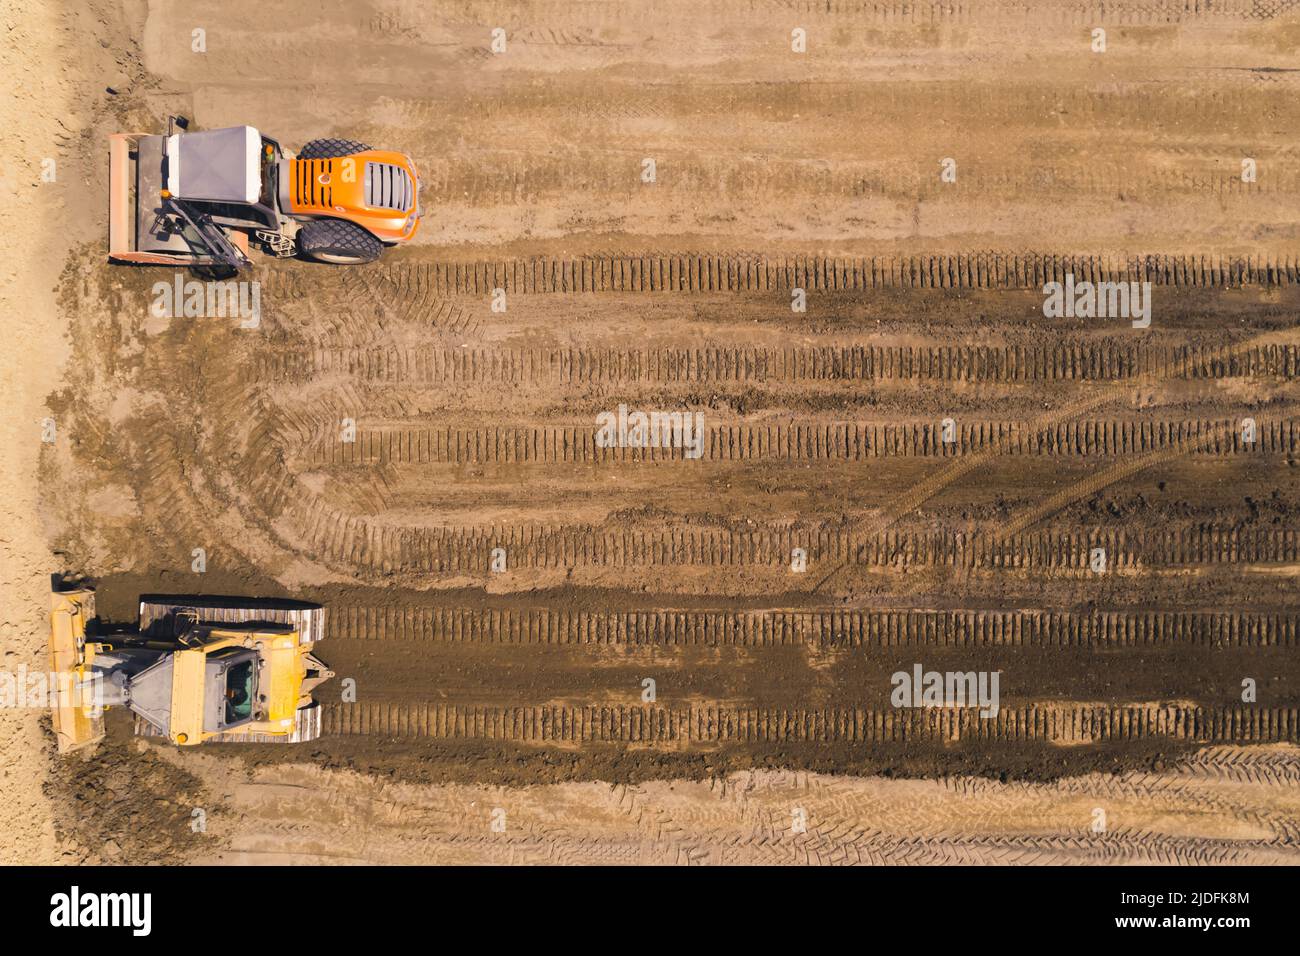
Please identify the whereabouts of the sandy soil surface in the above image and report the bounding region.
[6,0,1300,864]
[181,745,1300,865]
[0,0,148,864]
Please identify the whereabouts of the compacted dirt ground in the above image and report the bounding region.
[6,0,1300,863]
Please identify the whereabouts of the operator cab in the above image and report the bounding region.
[162,124,282,231]
[204,647,260,733]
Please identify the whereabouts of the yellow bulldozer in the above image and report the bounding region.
[49,586,333,753]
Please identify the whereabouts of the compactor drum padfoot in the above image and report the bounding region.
[48,587,333,754]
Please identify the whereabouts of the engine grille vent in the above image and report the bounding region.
[365,161,413,212]
[295,159,334,208]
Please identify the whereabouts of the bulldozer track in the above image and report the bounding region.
[151,369,1300,585]
[266,511,1300,574]
[256,342,1300,386]
[262,251,1299,298]
[321,702,1300,745]
[299,417,1300,466]
[326,606,1300,648]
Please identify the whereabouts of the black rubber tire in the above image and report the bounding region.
[297,138,373,159]
[298,219,383,265]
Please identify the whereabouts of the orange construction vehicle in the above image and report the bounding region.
[109,116,420,272]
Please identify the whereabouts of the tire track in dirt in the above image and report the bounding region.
[1000,410,1298,536]
[750,0,1298,24]
[391,152,1300,207]
[191,758,1300,867]
[940,750,1300,843]
[813,327,1300,589]
[1174,746,1300,786]
[360,0,1300,31]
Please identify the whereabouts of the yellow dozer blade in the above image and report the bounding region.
[49,589,105,754]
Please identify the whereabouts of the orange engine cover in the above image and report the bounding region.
[287,149,420,243]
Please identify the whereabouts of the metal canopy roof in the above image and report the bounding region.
[168,125,261,203]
